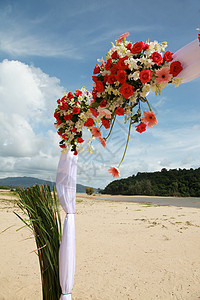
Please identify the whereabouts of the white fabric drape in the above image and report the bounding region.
[56,151,78,300]
[173,39,200,83]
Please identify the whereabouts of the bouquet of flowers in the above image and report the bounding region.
[54,87,102,155]
[91,32,183,177]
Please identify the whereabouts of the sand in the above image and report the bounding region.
[0,192,200,300]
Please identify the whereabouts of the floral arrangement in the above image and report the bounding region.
[91,32,183,177]
[54,87,105,155]
[54,33,185,178]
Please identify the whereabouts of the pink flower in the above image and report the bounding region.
[99,137,106,147]
[156,67,172,84]
[98,107,112,119]
[91,127,101,138]
[108,166,120,178]
[141,110,157,127]
[117,32,130,44]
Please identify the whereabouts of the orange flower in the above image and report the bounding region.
[91,126,101,138]
[99,137,106,147]
[141,110,157,127]
[156,67,172,84]
[108,166,120,178]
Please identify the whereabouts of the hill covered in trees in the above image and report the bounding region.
[101,168,200,197]
[0,177,92,193]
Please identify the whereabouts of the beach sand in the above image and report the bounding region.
[0,192,200,299]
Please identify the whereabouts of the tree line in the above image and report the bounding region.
[101,168,200,197]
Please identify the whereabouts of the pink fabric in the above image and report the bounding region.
[173,39,200,83]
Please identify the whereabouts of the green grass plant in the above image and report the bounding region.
[15,184,62,300]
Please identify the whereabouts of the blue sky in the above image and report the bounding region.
[0,0,200,189]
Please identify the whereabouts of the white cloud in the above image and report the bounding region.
[0,59,63,180]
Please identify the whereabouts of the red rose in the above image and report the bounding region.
[60,144,66,149]
[104,74,109,83]
[131,41,144,54]
[164,51,173,62]
[64,114,73,121]
[67,92,74,100]
[90,107,99,117]
[84,118,94,127]
[62,103,69,111]
[102,119,110,129]
[56,118,62,125]
[93,65,100,74]
[57,99,61,104]
[170,61,183,77]
[126,43,132,51]
[75,90,82,96]
[110,64,118,74]
[115,106,126,115]
[119,83,134,99]
[139,69,152,83]
[92,89,97,100]
[100,99,107,107]
[107,74,117,85]
[117,56,128,70]
[151,52,163,65]
[96,80,104,93]
[54,110,59,119]
[105,58,112,70]
[72,107,80,114]
[72,127,77,133]
[77,137,84,143]
[111,51,119,60]
[92,76,98,83]
[136,122,147,133]
[74,150,78,155]
[116,70,127,84]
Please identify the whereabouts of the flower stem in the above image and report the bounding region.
[145,97,152,111]
[117,118,132,168]
[105,114,116,140]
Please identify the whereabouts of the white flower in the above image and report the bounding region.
[140,57,154,68]
[128,71,140,81]
[172,77,182,87]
